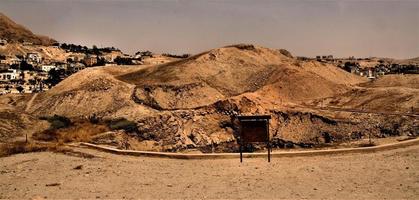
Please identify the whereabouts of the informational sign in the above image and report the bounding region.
[240,120,269,143]
[237,115,271,162]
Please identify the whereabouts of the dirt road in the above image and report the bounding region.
[1,145,418,199]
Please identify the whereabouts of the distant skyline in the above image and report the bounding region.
[1,0,418,59]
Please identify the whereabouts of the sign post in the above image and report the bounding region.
[237,115,271,162]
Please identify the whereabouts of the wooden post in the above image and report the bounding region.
[267,119,270,162]
[240,143,243,163]
[240,126,243,163]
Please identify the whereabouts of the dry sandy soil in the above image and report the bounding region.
[1,144,418,199]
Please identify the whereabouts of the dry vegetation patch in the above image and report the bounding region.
[0,141,95,158]
[33,118,110,143]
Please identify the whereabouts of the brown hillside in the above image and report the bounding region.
[15,44,417,152]
[0,12,56,45]
[28,65,154,118]
[309,74,419,113]
[361,74,419,89]
[120,44,365,110]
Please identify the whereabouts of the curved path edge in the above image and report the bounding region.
[80,138,419,159]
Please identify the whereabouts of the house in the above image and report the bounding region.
[0,69,19,81]
[23,41,33,46]
[325,55,333,61]
[6,57,21,65]
[102,54,116,63]
[41,65,56,72]
[360,68,376,79]
[350,65,360,75]
[67,55,84,62]
[26,53,42,64]
[83,55,98,67]
[68,62,86,72]
[104,62,117,66]
[367,68,376,79]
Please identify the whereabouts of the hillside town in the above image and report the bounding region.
[0,39,186,94]
[298,55,419,79]
[2,37,418,95]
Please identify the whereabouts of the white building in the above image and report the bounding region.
[0,69,19,81]
[26,53,42,64]
[6,58,21,65]
[41,65,56,72]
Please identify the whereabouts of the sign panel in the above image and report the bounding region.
[240,120,268,143]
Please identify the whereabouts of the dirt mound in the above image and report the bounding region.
[120,44,365,110]
[27,66,154,118]
[0,94,49,142]
[0,12,56,45]
[311,87,418,114]
[361,74,419,89]
[308,75,419,114]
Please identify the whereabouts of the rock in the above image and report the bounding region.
[45,183,60,187]
[73,165,83,170]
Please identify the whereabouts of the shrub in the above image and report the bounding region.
[279,49,293,58]
[108,118,138,133]
[32,129,59,141]
[88,114,101,124]
[58,123,109,143]
[33,121,109,143]
[40,115,72,130]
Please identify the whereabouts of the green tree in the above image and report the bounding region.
[46,69,64,86]
[16,85,24,93]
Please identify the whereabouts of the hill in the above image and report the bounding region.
[0,12,56,45]
[120,44,364,110]
[4,44,417,152]
[398,57,419,65]
[0,43,68,61]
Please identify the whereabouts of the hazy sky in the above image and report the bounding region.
[1,0,418,58]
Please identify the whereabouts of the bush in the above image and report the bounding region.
[32,129,59,141]
[40,115,72,130]
[108,118,138,133]
[88,114,101,124]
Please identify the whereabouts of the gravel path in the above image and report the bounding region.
[1,145,418,199]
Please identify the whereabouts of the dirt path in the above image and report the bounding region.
[1,145,418,199]
[25,93,38,112]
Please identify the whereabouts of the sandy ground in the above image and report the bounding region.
[1,145,418,199]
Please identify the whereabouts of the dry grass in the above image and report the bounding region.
[33,121,109,143]
[0,141,62,157]
[0,141,96,158]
